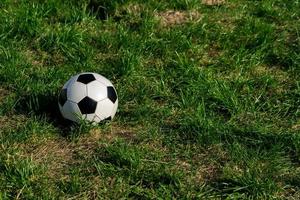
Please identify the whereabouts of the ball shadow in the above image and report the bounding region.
[87,0,132,21]
[87,0,111,20]
[15,91,75,137]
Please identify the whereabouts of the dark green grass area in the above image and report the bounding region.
[0,0,299,199]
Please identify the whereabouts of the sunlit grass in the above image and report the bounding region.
[0,0,299,198]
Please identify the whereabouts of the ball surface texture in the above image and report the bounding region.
[58,73,118,123]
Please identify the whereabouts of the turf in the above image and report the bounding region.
[0,0,299,199]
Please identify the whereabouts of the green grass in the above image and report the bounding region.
[0,0,299,199]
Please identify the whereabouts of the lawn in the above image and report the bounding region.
[0,0,299,199]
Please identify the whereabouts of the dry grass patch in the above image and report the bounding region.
[20,133,99,179]
[192,144,228,183]
[202,0,226,6]
[24,137,74,179]
[292,122,300,131]
[95,52,119,62]
[23,49,66,67]
[0,87,9,102]
[0,115,27,131]
[22,125,137,179]
[194,163,220,183]
[251,65,289,80]
[23,49,44,67]
[142,139,168,155]
[119,3,144,16]
[156,10,201,27]
[94,125,137,143]
[251,65,292,94]
[0,88,8,99]
[198,44,224,66]
[158,144,228,185]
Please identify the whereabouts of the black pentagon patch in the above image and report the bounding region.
[78,97,97,114]
[107,86,117,103]
[77,74,96,84]
[58,88,67,106]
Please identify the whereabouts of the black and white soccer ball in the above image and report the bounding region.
[58,72,118,123]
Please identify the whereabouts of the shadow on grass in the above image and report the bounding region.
[87,0,131,20]
[87,0,123,20]
[14,91,112,138]
[14,91,75,137]
[87,0,109,20]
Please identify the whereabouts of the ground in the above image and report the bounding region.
[0,0,299,199]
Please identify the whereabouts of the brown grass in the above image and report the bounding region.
[158,144,228,185]
[192,144,228,183]
[202,0,226,6]
[22,125,137,179]
[251,65,292,95]
[23,49,66,67]
[120,3,144,16]
[199,44,223,66]
[0,115,27,131]
[92,125,137,143]
[156,10,201,27]
[29,138,73,178]
[0,87,9,103]
[251,65,289,80]
[292,122,300,131]
[23,49,44,67]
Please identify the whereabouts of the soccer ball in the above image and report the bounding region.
[58,72,118,123]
